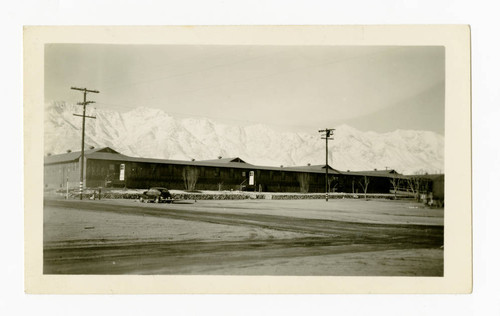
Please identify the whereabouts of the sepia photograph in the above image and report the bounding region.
[43,44,445,276]
[24,26,471,293]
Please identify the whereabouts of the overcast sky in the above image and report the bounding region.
[45,44,444,134]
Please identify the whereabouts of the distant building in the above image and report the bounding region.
[44,147,442,195]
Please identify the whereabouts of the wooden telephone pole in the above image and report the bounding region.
[319,128,335,201]
[71,87,99,200]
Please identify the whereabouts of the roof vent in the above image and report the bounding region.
[66,149,72,153]
[218,156,222,159]
[47,153,52,156]
[90,146,95,149]
[307,163,311,166]
[191,158,195,162]
[280,165,284,168]
[374,168,377,171]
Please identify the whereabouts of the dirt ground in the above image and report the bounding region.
[43,198,443,276]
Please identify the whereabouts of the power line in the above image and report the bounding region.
[71,86,99,200]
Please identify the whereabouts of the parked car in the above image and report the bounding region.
[139,187,172,203]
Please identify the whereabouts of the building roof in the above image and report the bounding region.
[44,147,419,177]
[408,173,444,180]
[353,169,398,174]
[44,147,125,165]
[198,157,250,164]
[341,169,404,178]
[99,155,259,170]
[44,148,262,170]
[282,164,341,174]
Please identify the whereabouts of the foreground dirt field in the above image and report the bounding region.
[43,198,443,276]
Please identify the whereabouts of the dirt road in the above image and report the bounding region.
[43,198,443,275]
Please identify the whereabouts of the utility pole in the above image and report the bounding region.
[319,128,335,202]
[71,87,99,200]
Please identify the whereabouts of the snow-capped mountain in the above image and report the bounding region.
[44,101,444,174]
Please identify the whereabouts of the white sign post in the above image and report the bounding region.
[119,164,125,181]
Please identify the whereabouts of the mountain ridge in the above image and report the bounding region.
[44,101,444,174]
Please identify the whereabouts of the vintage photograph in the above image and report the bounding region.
[42,43,445,276]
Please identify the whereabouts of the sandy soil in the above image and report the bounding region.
[155,199,444,226]
[150,248,443,276]
[43,198,443,276]
[44,207,316,247]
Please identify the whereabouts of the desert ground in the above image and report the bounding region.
[43,198,443,276]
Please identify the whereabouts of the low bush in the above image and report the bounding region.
[56,189,396,201]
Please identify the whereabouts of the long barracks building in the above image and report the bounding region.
[43,147,440,196]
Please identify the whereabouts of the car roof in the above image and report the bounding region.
[149,187,168,190]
